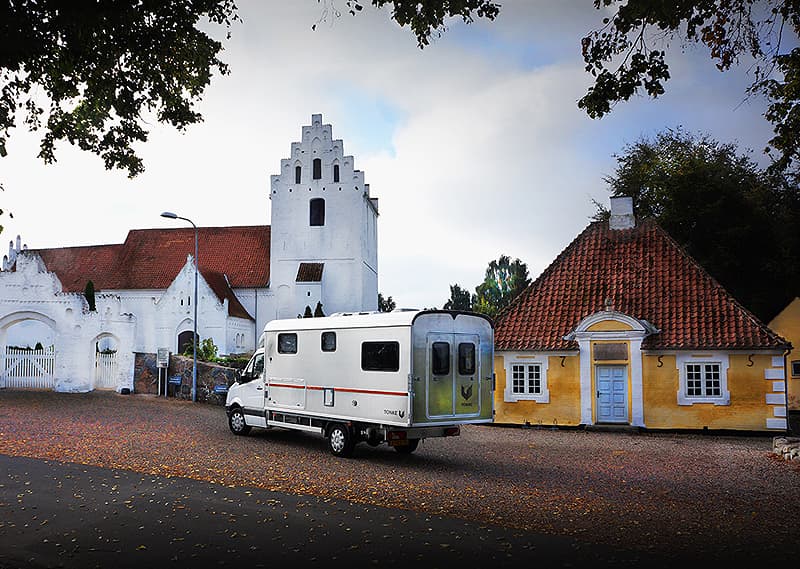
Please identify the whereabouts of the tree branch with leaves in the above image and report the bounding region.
[0,0,239,178]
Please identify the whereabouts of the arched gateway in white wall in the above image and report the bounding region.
[0,114,380,393]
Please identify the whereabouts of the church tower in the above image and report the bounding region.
[269,114,379,319]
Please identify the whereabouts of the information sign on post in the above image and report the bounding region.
[157,348,170,368]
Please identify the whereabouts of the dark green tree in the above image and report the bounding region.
[579,1,800,176]
[314,301,325,317]
[1,1,239,178]
[34,341,43,351]
[472,255,530,319]
[594,128,800,322]
[378,292,396,312]
[84,280,96,312]
[443,283,474,311]
[303,305,314,318]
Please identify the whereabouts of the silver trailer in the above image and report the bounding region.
[225,309,494,457]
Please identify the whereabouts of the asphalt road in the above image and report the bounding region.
[1,390,798,568]
[0,454,674,569]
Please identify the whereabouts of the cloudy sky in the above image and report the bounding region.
[1,0,780,310]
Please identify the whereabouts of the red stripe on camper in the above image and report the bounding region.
[270,383,407,397]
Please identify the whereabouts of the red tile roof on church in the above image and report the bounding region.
[32,226,270,319]
[494,219,789,351]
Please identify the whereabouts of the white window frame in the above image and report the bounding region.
[676,352,730,406]
[503,353,549,403]
[791,360,800,378]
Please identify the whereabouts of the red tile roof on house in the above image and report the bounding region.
[32,226,270,320]
[495,219,789,351]
[296,262,324,282]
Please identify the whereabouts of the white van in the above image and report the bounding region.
[225,309,494,457]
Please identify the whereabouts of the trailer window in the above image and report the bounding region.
[458,343,475,375]
[278,333,298,354]
[361,342,399,372]
[432,342,450,375]
[321,331,336,352]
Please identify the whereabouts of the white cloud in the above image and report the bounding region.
[0,0,782,310]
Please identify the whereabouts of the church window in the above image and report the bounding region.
[178,331,195,354]
[295,165,301,184]
[310,198,325,226]
[333,164,340,182]
[313,158,322,180]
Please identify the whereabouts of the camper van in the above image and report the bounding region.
[225,309,494,457]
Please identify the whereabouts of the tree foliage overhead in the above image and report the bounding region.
[316,0,500,48]
[0,0,239,178]
[579,0,800,175]
[594,127,800,322]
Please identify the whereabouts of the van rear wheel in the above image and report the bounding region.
[328,424,354,457]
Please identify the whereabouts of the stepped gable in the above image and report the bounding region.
[494,219,789,351]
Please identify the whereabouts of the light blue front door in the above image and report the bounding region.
[596,365,628,423]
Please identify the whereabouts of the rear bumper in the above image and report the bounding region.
[385,424,461,443]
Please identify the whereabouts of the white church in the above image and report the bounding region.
[0,114,379,392]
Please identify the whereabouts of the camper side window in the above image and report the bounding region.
[432,342,450,375]
[361,341,399,372]
[321,331,336,352]
[458,343,476,375]
[278,333,298,354]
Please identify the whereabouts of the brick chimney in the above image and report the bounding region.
[609,196,635,230]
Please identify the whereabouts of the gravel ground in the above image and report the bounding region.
[1,389,798,564]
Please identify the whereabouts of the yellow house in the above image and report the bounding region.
[493,197,792,433]
[768,297,800,412]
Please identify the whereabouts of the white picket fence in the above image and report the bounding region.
[95,351,118,389]
[1,347,55,389]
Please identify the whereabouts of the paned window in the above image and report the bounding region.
[295,165,301,184]
[313,158,322,180]
[685,363,721,397]
[333,164,340,182]
[511,363,541,395]
[792,360,800,377]
[676,354,730,406]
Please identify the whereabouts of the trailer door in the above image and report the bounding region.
[426,333,480,418]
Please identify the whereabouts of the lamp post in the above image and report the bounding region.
[161,211,198,403]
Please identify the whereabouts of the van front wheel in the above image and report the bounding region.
[328,424,354,458]
[228,408,251,436]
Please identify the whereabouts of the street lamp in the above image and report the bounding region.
[161,211,198,403]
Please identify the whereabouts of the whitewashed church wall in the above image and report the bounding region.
[0,253,136,393]
[230,288,275,346]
